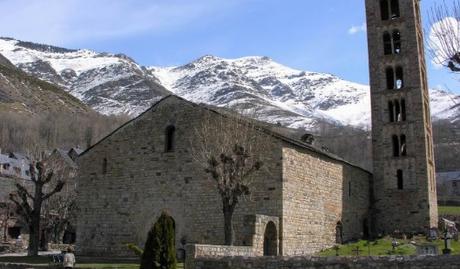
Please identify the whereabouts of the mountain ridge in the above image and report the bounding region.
[0,37,458,130]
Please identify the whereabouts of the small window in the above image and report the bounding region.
[401,99,406,121]
[388,101,395,122]
[102,158,107,175]
[348,181,352,197]
[390,0,400,19]
[397,169,404,190]
[392,30,401,54]
[383,32,392,55]
[386,67,395,90]
[395,67,404,89]
[165,125,176,152]
[392,135,400,157]
[400,135,407,156]
[394,100,401,121]
[380,0,390,20]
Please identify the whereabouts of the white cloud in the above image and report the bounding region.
[348,23,366,35]
[428,17,460,69]
[0,0,241,46]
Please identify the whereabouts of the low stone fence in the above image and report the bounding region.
[189,255,460,269]
[186,244,255,268]
[0,263,49,269]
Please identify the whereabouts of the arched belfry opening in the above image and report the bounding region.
[263,221,278,256]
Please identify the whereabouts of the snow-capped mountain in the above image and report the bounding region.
[150,55,371,129]
[0,37,458,130]
[0,37,169,115]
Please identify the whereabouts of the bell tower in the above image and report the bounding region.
[365,0,438,234]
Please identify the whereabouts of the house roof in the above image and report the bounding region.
[80,95,372,174]
[51,149,78,169]
[0,153,31,180]
[437,171,460,183]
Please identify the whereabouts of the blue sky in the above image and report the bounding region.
[0,0,458,93]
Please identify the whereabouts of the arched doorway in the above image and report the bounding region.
[263,221,277,256]
[336,221,343,244]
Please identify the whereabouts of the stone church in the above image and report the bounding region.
[76,0,437,257]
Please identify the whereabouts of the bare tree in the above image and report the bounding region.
[42,185,77,245]
[9,160,66,256]
[0,202,14,242]
[427,0,460,72]
[191,110,268,245]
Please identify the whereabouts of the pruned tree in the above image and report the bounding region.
[0,202,14,242]
[191,110,268,245]
[427,0,460,72]
[9,160,66,256]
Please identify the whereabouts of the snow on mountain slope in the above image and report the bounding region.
[0,37,170,115]
[150,55,371,128]
[0,37,458,130]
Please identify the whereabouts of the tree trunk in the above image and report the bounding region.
[222,199,236,246]
[28,185,43,256]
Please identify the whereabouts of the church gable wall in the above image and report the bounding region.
[76,97,284,256]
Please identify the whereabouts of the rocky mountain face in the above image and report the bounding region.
[0,38,170,116]
[0,52,91,115]
[0,37,458,130]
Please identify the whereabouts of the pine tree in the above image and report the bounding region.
[140,212,177,269]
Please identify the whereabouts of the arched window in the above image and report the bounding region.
[397,169,404,189]
[392,135,400,157]
[380,0,390,20]
[395,67,404,89]
[388,101,395,122]
[102,158,107,174]
[386,67,395,89]
[394,100,401,122]
[390,0,400,19]
[383,32,392,55]
[400,135,407,156]
[165,125,176,152]
[401,99,406,121]
[381,0,400,20]
[383,31,401,55]
[392,30,401,54]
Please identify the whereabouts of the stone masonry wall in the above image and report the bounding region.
[281,146,371,255]
[189,255,460,269]
[365,0,438,234]
[76,96,284,256]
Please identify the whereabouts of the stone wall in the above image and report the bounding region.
[76,95,374,257]
[281,145,371,255]
[0,176,31,202]
[76,96,284,256]
[189,255,460,269]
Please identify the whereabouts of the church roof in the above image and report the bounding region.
[80,95,371,174]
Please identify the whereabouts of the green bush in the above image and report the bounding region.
[140,212,177,269]
[126,243,143,257]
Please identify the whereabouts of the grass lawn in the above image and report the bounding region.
[0,255,184,269]
[439,206,460,216]
[318,236,460,257]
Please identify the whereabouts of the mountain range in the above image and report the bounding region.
[0,37,458,130]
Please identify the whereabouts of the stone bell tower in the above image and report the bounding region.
[365,0,438,234]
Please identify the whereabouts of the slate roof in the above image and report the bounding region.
[0,153,31,180]
[80,95,372,174]
[437,171,460,183]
